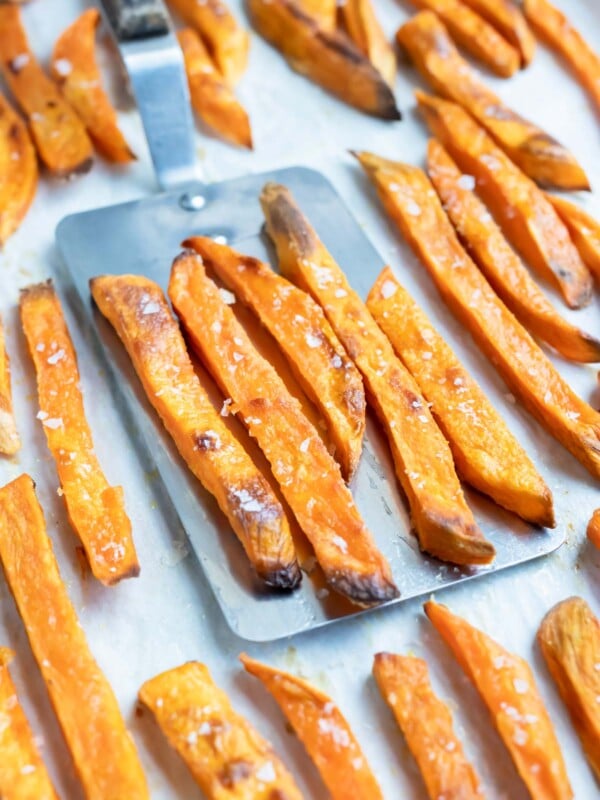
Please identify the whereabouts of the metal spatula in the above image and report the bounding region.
[55,0,564,641]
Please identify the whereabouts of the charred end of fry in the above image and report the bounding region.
[260,182,319,256]
[324,564,399,606]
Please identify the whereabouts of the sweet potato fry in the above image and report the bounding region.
[524,0,600,112]
[587,508,600,549]
[355,151,600,480]
[398,14,588,192]
[425,600,573,800]
[139,661,303,800]
[340,0,396,87]
[367,268,554,526]
[184,236,365,482]
[538,597,600,781]
[0,647,58,800]
[51,9,134,163]
[545,194,600,282]
[0,316,20,456]
[261,183,494,566]
[169,249,397,604]
[416,92,593,309]
[0,7,93,176]
[240,654,382,800]
[459,0,535,66]
[20,281,139,586]
[297,0,336,29]
[167,0,249,84]
[0,474,149,799]
[427,139,600,363]
[90,274,300,590]
[373,652,482,800]
[0,91,37,244]
[248,0,400,119]
[178,28,252,149]
[407,0,520,77]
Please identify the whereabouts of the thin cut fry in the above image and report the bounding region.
[170,249,397,604]
[178,28,252,149]
[0,315,20,455]
[184,236,365,482]
[0,647,58,800]
[398,13,588,191]
[373,652,482,800]
[545,193,600,282]
[248,0,400,119]
[0,7,93,176]
[297,0,336,29]
[416,92,593,309]
[261,183,494,566]
[355,151,600,480]
[458,0,535,66]
[524,0,600,112]
[367,267,554,526]
[240,653,382,800]
[407,0,520,77]
[90,274,300,590]
[340,0,396,87]
[587,508,600,549]
[20,281,139,586]
[0,474,149,799]
[167,0,249,84]
[139,661,303,800]
[538,597,600,781]
[0,91,37,244]
[425,600,573,800]
[51,9,134,163]
[427,139,600,363]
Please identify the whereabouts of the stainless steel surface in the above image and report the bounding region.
[56,165,565,641]
[100,0,198,190]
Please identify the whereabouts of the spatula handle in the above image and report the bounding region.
[102,0,170,40]
[99,0,200,190]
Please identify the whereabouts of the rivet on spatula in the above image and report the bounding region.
[179,193,206,211]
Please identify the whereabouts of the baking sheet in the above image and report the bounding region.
[0,0,599,796]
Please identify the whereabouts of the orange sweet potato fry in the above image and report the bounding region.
[524,0,600,112]
[297,0,336,29]
[0,91,37,244]
[459,0,535,66]
[0,647,58,800]
[20,281,139,586]
[416,92,593,309]
[139,661,303,800]
[587,508,600,549]
[398,13,588,192]
[178,28,252,149]
[167,0,249,84]
[427,139,600,363]
[261,182,494,566]
[545,194,600,283]
[407,0,520,77]
[248,0,400,119]
[184,236,365,482]
[425,600,573,800]
[51,9,134,163]
[0,474,149,799]
[538,597,600,781]
[90,274,300,590]
[355,151,600,480]
[0,315,20,456]
[240,654,382,800]
[373,652,482,800]
[0,7,93,176]
[340,0,396,87]
[367,267,554,526]
[170,249,397,604]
